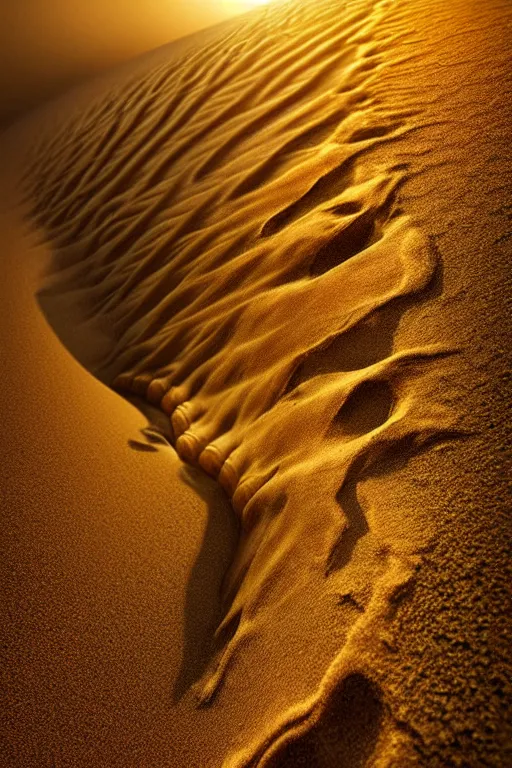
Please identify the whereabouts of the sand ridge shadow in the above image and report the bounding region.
[172,463,239,703]
[122,397,239,702]
[265,673,384,768]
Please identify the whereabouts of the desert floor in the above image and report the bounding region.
[1,0,511,766]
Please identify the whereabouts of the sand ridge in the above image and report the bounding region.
[2,0,510,764]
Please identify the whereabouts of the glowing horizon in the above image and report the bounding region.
[222,0,270,13]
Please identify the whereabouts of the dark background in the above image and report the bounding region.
[0,1,250,128]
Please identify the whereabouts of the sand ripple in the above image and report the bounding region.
[17,0,467,763]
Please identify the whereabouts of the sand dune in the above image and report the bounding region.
[0,1,251,129]
[1,0,511,765]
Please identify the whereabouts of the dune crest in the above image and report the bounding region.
[10,0,483,764]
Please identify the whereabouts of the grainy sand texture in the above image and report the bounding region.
[1,0,511,766]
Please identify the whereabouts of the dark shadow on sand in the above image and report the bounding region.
[267,673,384,768]
[172,463,239,702]
[123,396,239,702]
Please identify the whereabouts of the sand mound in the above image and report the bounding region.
[2,0,511,765]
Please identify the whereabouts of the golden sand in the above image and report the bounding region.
[1,0,510,765]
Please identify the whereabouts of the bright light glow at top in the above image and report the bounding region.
[222,0,270,12]
[242,0,269,7]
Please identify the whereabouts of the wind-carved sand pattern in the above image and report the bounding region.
[21,0,463,764]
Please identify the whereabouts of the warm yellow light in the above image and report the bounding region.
[222,0,270,13]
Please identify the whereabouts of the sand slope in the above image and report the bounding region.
[1,0,511,765]
[0,202,240,767]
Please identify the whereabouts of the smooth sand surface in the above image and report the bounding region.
[1,0,511,765]
[0,202,240,767]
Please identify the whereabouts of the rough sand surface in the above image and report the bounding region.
[1,0,511,765]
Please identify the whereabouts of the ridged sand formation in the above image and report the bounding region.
[2,0,510,766]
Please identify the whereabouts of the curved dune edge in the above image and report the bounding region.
[0,196,243,768]
[4,0,510,765]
